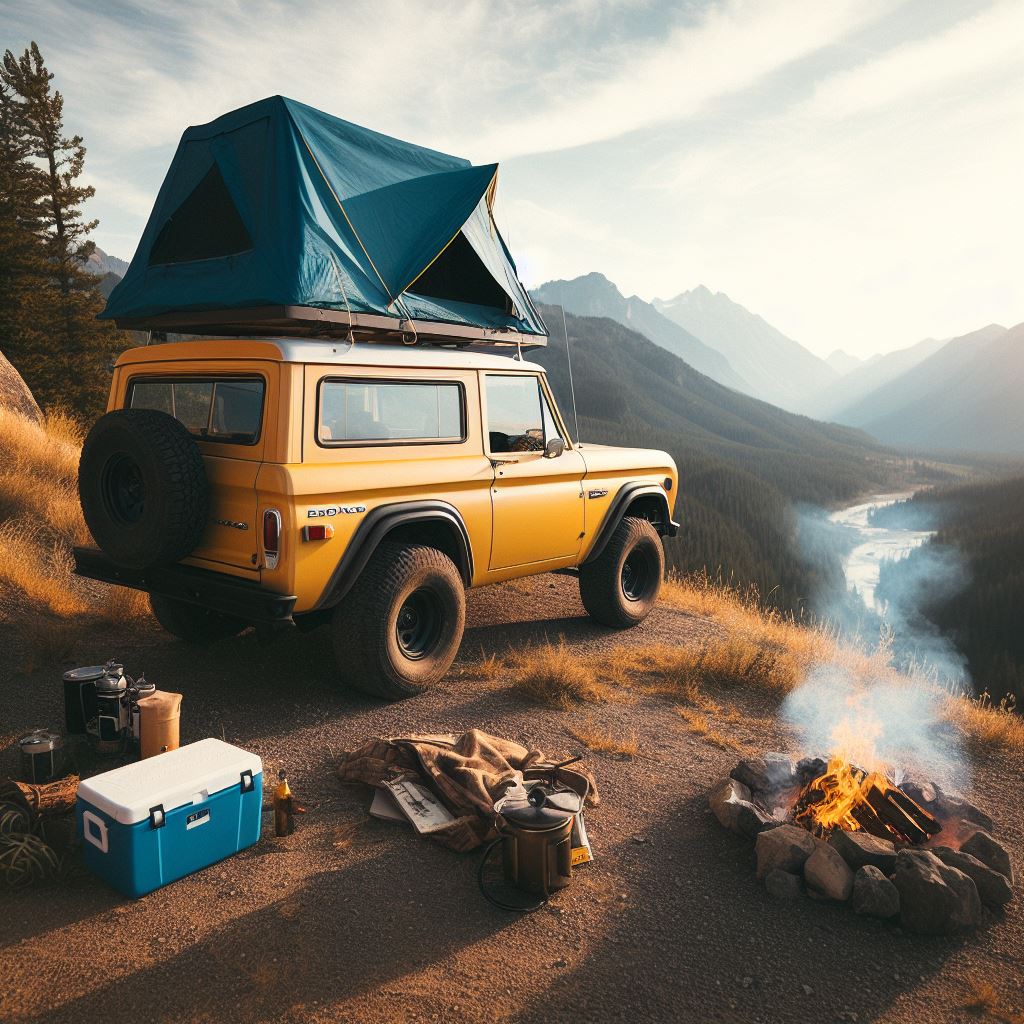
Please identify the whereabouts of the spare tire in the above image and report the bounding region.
[78,408,209,570]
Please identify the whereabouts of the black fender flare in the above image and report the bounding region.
[583,483,678,565]
[313,500,474,609]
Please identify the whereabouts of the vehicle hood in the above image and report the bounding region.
[576,442,676,476]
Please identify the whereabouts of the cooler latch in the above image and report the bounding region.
[240,769,255,793]
[149,804,166,829]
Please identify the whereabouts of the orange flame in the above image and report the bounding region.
[795,756,895,833]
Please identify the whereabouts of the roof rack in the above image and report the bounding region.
[118,306,546,347]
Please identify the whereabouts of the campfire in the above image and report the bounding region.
[792,756,942,845]
[708,750,1014,936]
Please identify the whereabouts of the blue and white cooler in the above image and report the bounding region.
[76,738,263,898]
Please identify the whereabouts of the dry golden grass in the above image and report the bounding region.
[567,721,639,758]
[507,640,615,708]
[944,697,1024,753]
[663,571,1024,754]
[962,977,1024,1022]
[0,406,151,661]
[674,707,746,752]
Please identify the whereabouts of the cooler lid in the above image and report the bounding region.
[77,738,262,825]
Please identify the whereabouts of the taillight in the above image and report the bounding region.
[262,509,282,569]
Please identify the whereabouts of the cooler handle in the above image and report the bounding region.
[240,769,254,793]
[82,810,109,854]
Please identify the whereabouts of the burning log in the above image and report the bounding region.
[865,784,929,845]
[791,755,942,846]
[887,787,942,836]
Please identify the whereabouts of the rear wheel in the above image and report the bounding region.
[332,543,466,700]
[149,594,247,644]
[579,516,664,628]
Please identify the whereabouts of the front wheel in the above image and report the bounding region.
[149,594,247,644]
[579,516,664,628]
[332,543,466,700]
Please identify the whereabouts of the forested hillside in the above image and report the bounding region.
[876,476,1024,703]
[533,306,896,611]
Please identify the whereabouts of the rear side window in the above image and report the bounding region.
[318,379,464,445]
[128,377,264,445]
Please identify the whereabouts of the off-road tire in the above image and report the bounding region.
[332,543,466,700]
[79,409,209,570]
[149,594,247,644]
[579,515,664,628]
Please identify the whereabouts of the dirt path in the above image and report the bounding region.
[1,576,1021,1023]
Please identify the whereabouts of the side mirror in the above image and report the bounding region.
[544,437,566,459]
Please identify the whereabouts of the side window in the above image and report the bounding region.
[318,379,464,444]
[486,374,562,453]
[128,377,264,444]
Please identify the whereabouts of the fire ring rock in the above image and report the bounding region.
[804,843,854,901]
[755,824,817,880]
[708,777,773,837]
[731,754,795,794]
[764,868,803,900]
[829,830,898,873]
[960,830,1014,883]
[851,865,900,918]
[933,848,1013,907]
[893,850,982,935]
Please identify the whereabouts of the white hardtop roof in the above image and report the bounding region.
[267,339,545,372]
[76,738,262,825]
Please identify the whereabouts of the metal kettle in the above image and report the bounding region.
[500,786,575,896]
[479,778,584,911]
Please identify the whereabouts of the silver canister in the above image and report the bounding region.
[19,730,66,785]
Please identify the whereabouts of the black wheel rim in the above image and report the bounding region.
[395,588,444,660]
[621,550,654,602]
[101,453,146,525]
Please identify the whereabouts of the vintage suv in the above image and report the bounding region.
[75,338,678,699]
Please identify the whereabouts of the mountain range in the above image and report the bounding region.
[533,274,747,392]
[652,286,838,413]
[831,323,1023,454]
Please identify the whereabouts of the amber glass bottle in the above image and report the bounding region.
[273,769,294,837]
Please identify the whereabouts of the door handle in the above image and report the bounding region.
[489,458,519,468]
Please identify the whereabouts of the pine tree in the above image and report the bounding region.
[1,42,126,420]
[0,78,59,404]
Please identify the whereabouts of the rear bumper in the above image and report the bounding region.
[73,547,297,626]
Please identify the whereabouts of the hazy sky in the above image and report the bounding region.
[5,0,1021,358]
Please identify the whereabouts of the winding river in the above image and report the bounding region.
[829,494,935,614]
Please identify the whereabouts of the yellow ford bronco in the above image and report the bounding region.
[74,338,678,699]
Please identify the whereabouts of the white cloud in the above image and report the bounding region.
[465,0,893,158]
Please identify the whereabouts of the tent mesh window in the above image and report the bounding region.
[149,163,253,266]
[408,232,511,312]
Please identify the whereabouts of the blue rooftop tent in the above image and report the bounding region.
[101,96,547,345]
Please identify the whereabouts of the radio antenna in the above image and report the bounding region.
[558,304,581,444]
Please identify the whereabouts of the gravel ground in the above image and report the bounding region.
[1,575,1021,1024]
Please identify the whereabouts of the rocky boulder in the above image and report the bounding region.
[960,830,1014,883]
[893,850,982,935]
[708,777,773,837]
[804,843,854,901]
[730,753,795,794]
[935,795,995,834]
[830,830,897,873]
[0,349,41,422]
[755,824,817,880]
[851,865,900,918]
[933,848,1013,907]
[764,868,803,900]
